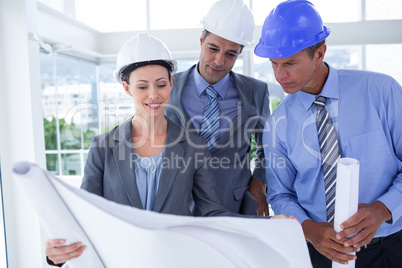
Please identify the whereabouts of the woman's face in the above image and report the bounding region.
[123,64,172,119]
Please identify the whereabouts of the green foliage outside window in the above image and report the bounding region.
[44,117,97,150]
[44,117,97,175]
[271,97,283,112]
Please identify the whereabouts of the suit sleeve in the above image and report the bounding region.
[251,82,270,184]
[80,136,104,196]
[46,256,64,267]
[192,147,233,217]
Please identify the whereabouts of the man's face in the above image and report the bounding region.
[198,32,242,85]
[269,48,324,95]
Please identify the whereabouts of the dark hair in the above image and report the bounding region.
[121,60,172,84]
[303,40,326,59]
[202,29,245,51]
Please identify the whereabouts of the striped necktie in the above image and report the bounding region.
[314,96,340,222]
[200,85,220,150]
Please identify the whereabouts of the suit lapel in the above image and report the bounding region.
[170,66,197,131]
[152,120,185,212]
[112,118,143,209]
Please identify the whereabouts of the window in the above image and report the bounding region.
[40,53,99,186]
[313,0,360,23]
[325,45,362,70]
[98,64,134,132]
[175,59,198,73]
[149,0,217,30]
[366,44,402,83]
[366,0,402,20]
[252,0,360,25]
[75,0,147,32]
[252,0,283,27]
[38,0,402,31]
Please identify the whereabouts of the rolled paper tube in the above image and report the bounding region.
[332,158,360,268]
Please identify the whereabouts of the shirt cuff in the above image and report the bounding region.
[46,256,65,267]
[377,188,402,225]
[251,177,267,186]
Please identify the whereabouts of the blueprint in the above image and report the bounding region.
[12,161,312,268]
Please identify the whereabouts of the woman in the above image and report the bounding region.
[46,33,291,266]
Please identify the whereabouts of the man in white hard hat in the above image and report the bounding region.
[166,0,270,216]
[255,1,402,267]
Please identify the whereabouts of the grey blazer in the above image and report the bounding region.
[81,117,230,217]
[165,65,270,215]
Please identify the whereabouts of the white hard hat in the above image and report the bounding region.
[201,0,255,46]
[113,33,178,83]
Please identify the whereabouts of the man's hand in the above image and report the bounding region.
[336,201,392,248]
[249,179,269,216]
[302,220,358,265]
[46,239,86,265]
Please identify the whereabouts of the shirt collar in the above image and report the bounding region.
[192,63,230,99]
[296,63,340,111]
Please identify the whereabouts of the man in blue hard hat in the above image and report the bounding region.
[255,0,402,267]
[166,0,271,216]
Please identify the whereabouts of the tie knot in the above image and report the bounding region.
[314,96,327,109]
[206,86,218,100]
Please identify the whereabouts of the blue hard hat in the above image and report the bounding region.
[254,0,330,59]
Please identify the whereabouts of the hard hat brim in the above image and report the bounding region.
[254,27,330,59]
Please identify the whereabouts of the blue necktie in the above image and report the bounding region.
[314,96,340,222]
[200,86,220,150]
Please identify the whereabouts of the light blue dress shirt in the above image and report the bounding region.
[133,150,165,211]
[264,64,402,237]
[181,64,241,136]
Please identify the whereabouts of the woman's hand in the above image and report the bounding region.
[46,239,86,265]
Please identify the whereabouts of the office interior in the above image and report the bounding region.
[0,0,401,267]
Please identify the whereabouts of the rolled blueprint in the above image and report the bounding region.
[13,161,312,268]
[13,161,104,267]
[332,158,360,268]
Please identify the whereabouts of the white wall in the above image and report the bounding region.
[0,0,47,266]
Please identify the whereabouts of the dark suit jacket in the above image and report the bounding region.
[81,117,230,217]
[165,65,270,214]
